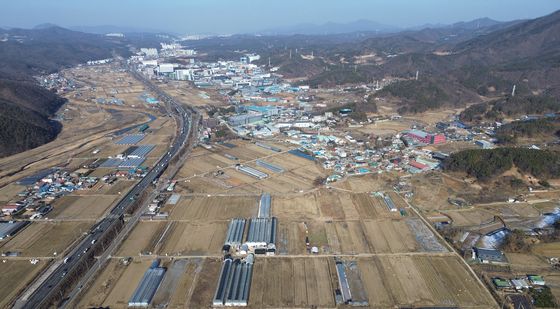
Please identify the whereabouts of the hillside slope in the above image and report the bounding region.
[0,26,131,157]
[0,79,65,157]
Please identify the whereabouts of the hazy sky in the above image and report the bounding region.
[2,0,560,34]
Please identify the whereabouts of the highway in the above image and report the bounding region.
[16,65,194,309]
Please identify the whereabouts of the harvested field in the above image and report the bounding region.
[214,142,273,162]
[332,173,396,193]
[265,153,310,170]
[405,218,447,252]
[78,258,203,308]
[151,259,188,306]
[189,258,222,308]
[76,260,128,308]
[49,195,117,220]
[249,257,336,308]
[491,203,541,218]
[167,259,203,308]
[1,221,90,257]
[532,201,560,213]
[100,259,154,308]
[101,180,135,195]
[318,190,405,220]
[0,183,24,203]
[325,219,434,254]
[355,119,414,136]
[273,193,320,220]
[411,172,479,211]
[117,221,166,256]
[169,195,258,220]
[272,190,407,221]
[533,242,560,257]
[506,253,550,273]
[442,208,495,227]
[276,221,308,255]
[223,169,260,187]
[361,219,419,253]
[241,164,326,194]
[140,133,173,146]
[177,151,231,178]
[158,221,227,256]
[342,260,369,306]
[177,177,235,194]
[0,260,45,308]
[359,255,496,308]
[317,190,360,220]
[82,143,128,159]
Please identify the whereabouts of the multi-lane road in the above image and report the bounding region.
[16,66,193,309]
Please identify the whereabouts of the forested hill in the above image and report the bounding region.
[0,25,131,157]
[0,79,65,157]
[444,148,560,180]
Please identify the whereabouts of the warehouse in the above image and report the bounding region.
[0,221,30,240]
[225,218,246,247]
[258,193,271,218]
[236,165,268,180]
[128,259,166,307]
[473,247,507,264]
[255,160,284,173]
[405,129,446,145]
[228,113,263,126]
[245,217,277,254]
[116,134,145,145]
[213,255,254,307]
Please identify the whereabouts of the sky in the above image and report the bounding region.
[2,0,560,34]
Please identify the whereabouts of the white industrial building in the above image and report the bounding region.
[157,63,175,74]
[140,48,159,58]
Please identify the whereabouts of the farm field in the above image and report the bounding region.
[248,257,337,308]
[358,255,496,308]
[0,221,90,257]
[273,190,407,221]
[0,260,46,308]
[157,221,228,256]
[0,183,24,204]
[78,259,152,308]
[49,195,118,220]
[175,141,323,195]
[116,221,166,256]
[168,195,258,220]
